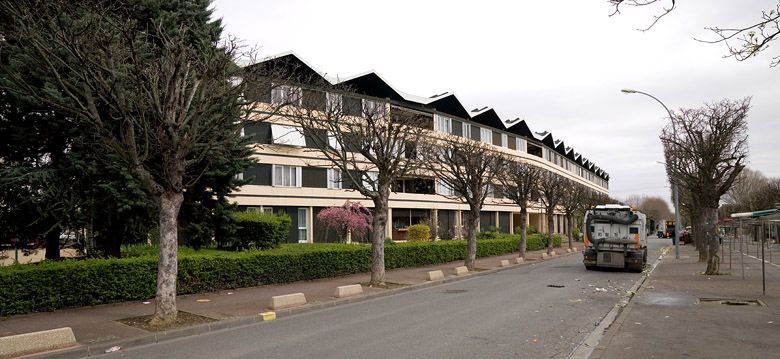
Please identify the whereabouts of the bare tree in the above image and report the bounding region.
[560,181,588,250]
[267,78,429,286]
[538,170,567,254]
[609,0,780,67]
[662,98,750,274]
[497,161,543,259]
[421,136,509,270]
[724,168,773,212]
[0,0,261,326]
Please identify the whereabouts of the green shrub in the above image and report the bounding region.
[526,225,538,235]
[384,237,395,246]
[2,238,534,316]
[229,211,291,250]
[477,226,498,240]
[407,224,431,242]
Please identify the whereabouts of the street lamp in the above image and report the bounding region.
[621,88,681,259]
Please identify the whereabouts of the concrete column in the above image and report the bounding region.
[509,212,515,234]
[495,211,500,231]
[307,206,314,243]
[386,207,393,240]
[431,209,439,241]
[455,210,462,239]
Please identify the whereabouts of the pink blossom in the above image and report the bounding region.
[317,201,373,239]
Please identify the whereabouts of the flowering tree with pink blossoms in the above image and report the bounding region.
[317,201,373,243]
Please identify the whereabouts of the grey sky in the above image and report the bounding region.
[212,0,780,203]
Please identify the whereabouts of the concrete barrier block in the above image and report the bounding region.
[259,311,276,321]
[514,257,525,264]
[334,284,363,298]
[500,259,510,267]
[0,327,77,358]
[426,270,444,281]
[573,246,578,252]
[550,250,557,256]
[541,253,548,259]
[567,248,572,253]
[454,266,469,276]
[269,292,307,310]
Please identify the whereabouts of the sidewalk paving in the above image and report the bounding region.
[592,243,780,359]
[0,244,581,356]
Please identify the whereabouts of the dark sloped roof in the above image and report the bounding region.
[470,108,505,131]
[507,119,533,138]
[340,72,406,102]
[554,140,567,156]
[427,94,471,120]
[245,53,331,88]
[537,132,555,148]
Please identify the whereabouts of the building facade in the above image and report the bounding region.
[231,53,610,244]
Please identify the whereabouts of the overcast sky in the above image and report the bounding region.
[212,0,780,204]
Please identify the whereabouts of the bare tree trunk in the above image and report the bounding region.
[44,224,61,260]
[465,209,480,270]
[546,210,555,254]
[703,207,720,275]
[691,209,708,262]
[369,198,387,286]
[566,214,574,249]
[150,190,183,327]
[519,207,528,259]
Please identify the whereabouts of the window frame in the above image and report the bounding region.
[272,165,302,187]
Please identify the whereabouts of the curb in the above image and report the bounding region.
[567,247,669,359]
[33,249,580,358]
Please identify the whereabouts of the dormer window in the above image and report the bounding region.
[271,84,302,106]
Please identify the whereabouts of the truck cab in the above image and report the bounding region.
[583,204,648,272]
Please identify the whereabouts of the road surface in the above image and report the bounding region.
[99,238,669,359]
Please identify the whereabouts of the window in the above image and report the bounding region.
[327,168,342,189]
[517,138,526,153]
[326,92,342,113]
[272,165,301,187]
[327,131,341,150]
[527,142,543,158]
[271,85,302,106]
[435,114,452,134]
[463,123,472,138]
[543,148,551,161]
[298,208,309,243]
[437,180,455,196]
[492,131,502,146]
[480,128,492,144]
[363,171,378,189]
[452,120,463,137]
[501,134,508,148]
[343,97,363,116]
[362,99,387,118]
[271,124,306,147]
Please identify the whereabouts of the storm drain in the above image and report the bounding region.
[441,289,469,294]
[698,298,765,306]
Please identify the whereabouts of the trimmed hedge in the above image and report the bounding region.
[229,211,291,250]
[0,236,563,316]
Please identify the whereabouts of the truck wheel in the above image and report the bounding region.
[585,265,596,271]
[643,248,648,265]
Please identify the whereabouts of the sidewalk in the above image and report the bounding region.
[0,245,580,357]
[592,243,780,359]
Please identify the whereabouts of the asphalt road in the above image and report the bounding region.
[100,238,669,359]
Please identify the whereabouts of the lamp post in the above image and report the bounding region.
[621,88,681,259]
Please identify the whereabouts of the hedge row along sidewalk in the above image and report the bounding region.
[0,235,561,316]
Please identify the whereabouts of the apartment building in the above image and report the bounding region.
[231,52,610,244]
